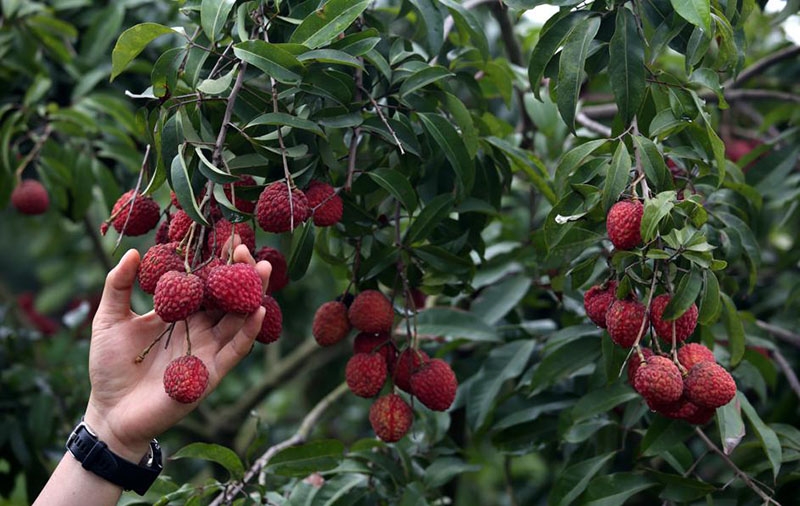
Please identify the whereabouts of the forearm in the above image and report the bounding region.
[33,452,123,506]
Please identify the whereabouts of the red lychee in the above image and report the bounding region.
[154,271,204,322]
[606,299,647,348]
[650,395,714,425]
[109,190,160,236]
[627,347,654,390]
[155,217,171,244]
[256,295,282,344]
[634,356,683,405]
[163,355,209,403]
[348,290,394,333]
[206,263,262,313]
[353,332,398,372]
[137,242,184,294]
[410,288,427,310]
[606,200,643,250]
[677,343,715,371]
[650,294,698,344]
[410,359,457,411]
[312,301,351,346]
[255,247,289,293]
[305,180,342,227]
[194,257,224,310]
[584,281,618,328]
[168,210,194,242]
[223,175,257,213]
[345,353,387,398]
[685,361,736,409]
[369,394,413,442]
[11,180,49,215]
[256,182,310,233]
[208,219,256,256]
[394,348,430,393]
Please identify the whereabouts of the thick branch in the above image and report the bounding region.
[576,112,612,137]
[212,63,246,167]
[756,320,800,348]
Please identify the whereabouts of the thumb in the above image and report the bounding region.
[96,249,140,323]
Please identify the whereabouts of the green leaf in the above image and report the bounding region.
[111,23,175,81]
[171,443,244,479]
[201,0,236,43]
[233,40,304,84]
[266,440,344,477]
[528,11,588,100]
[296,49,365,69]
[289,0,370,48]
[366,168,418,212]
[651,471,716,502]
[410,308,499,342]
[698,270,721,325]
[151,47,183,98]
[549,452,616,506]
[170,148,209,227]
[404,194,453,244]
[247,112,325,138]
[439,0,489,60]
[670,0,711,32]
[738,392,781,479]
[720,293,745,367]
[423,458,481,488]
[418,113,474,197]
[554,139,607,194]
[471,275,532,325]
[641,417,695,457]
[399,66,453,97]
[288,222,315,280]
[443,92,478,159]
[529,336,602,394]
[662,268,702,320]
[601,142,631,213]
[197,63,238,95]
[640,190,675,242]
[582,473,657,506]
[571,383,639,423]
[632,136,672,192]
[195,147,239,184]
[486,136,557,205]
[716,397,745,454]
[608,9,645,124]
[408,0,444,54]
[556,16,601,130]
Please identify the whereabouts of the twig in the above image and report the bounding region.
[771,347,800,401]
[755,320,800,348]
[212,63,247,167]
[208,42,234,79]
[724,45,800,88]
[15,124,52,180]
[360,85,404,154]
[576,112,612,137]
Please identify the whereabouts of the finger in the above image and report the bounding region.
[215,306,264,376]
[220,234,243,262]
[232,243,255,265]
[255,260,272,295]
[95,249,140,323]
[211,312,248,350]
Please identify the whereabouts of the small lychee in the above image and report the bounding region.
[312,301,351,346]
[155,218,171,244]
[208,219,256,256]
[305,180,343,227]
[369,394,413,442]
[137,242,184,294]
[11,180,49,215]
[345,353,387,398]
[584,281,618,328]
[163,355,209,403]
[168,210,194,242]
[606,299,647,348]
[685,361,736,409]
[206,263,262,313]
[410,359,457,411]
[255,247,289,293]
[348,290,394,333]
[393,348,430,393]
[256,295,282,344]
[109,190,160,236]
[677,343,715,370]
[154,271,204,322]
[606,200,643,250]
[627,347,654,390]
[353,332,397,372]
[194,257,224,310]
[635,356,683,405]
[255,182,310,233]
[650,294,698,344]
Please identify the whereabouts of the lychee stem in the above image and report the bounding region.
[183,222,197,272]
[163,322,176,350]
[185,320,192,356]
[135,325,172,363]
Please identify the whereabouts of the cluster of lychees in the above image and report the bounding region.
[311,290,458,442]
[581,199,737,425]
[102,177,343,404]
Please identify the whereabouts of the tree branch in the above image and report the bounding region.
[771,347,800,401]
[724,45,800,88]
[756,320,800,348]
[212,63,246,167]
[576,112,612,137]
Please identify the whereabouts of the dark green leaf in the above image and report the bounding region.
[289,0,370,48]
[233,41,304,84]
[439,0,489,60]
[266,440,344,477]
[720,293,745,367]
[410,308,499,342]
[640,190,675,241]
[549,452,616,506]
[528,11,588,100]
[170,148,209,227]
[296,49,365,69]
[111,23,175,81]
[471,275,531,325]
[288,222,315,280]
[556,16,601,130]
[698,270,721,325]
[399,66,453,97]
[608,9,645,124]
[640,416,695,457]
[247,112,325,138]
[201,0,236,43]
[195,147,239,184]
[632,136,672,192]
[571,383,639,423]
[172,443,244,479]
[582,473,657,506]
[529,336,602,394]
[670,0,711,31]
[423,458,481,488]
[419,113,474,197]
[366,167,418,212]
[716,397,745,454]
[739,392,782,479]
[601,142,631,212]
[662,268,702,320]
[404,194,453,244]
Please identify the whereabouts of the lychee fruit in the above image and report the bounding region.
[606,200,643,250]
[256,295,282,344]
[224,175,257,213]
[584,281,618,328]
[677,343,715,370]
[345,353,387,397]
[606,299,647,347]
[627,347,654,390]
[109,190,160,236]
[194,257,224,310]
[650,395,714,425]
[410,359,457,411]
[348,290,394,333]
[256,182,310,233]
[154,271,204,322]
[11,180,49,215]
[369,394,413,442]
[155,217,171,244]
[684,361,736,409]
[168,210,194,242]
[410,288,427,310]
[353,332,398,372]
[394,348,430,393]
[163,355,209,403]
[634,356,683,405]
[206,263,262,313]
[208,219,256,256]
[312,301,351,346]
[255,247,289,293]
[137,242,184,294]
[650,294,698,344]
[305,180,342,227]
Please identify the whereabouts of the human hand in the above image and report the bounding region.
[83,244,271,461]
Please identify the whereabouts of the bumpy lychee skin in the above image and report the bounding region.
[137,242,184,294]
[583,281,618,328]
[677,343,715,370]
[348,290,394,333]
[110,190,160,236]
[650,395,714,425]
[256,295,282,344]
[650,294,698,344]
[163,355,209,404]
[195,257,224,310]
[369,394,413,442]
[345,353,387,397]
[353,332,398,372]
[256,182,310,233]
[154,271,204,322]
[685,361,736,409]
[606,299,647,348]
[305,180,343,227]
[606,200,643,250]
[635,356,683,405]
[168,210,194,242]
[208,219,256,256]
[312,301,351,346]
[627,347,654,390]
[410,359,457,411]
[155,218,171,244]
[394,349,430,393]
[255,247,289,293]
[11,180,49,215]
[206,263,262,313]
[224,175,257,213]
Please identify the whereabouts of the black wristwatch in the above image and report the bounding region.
[66,420,163,495]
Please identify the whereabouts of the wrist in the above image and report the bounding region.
[83,403,151,463]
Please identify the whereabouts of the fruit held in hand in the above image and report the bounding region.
[208,219,256,256]
[109,190,160,236]
[256,295,282,344]
[256,182,310,233]
[11,180,49,215]
[255,247,289,293]
[305,180,343,227]
[606,299,647,347]
[369,394,413,442]
[137,243,184,294]
[685,361,736,408]
[154,271,204,322]
[163,355,209,403]
[650,294,698,344]
[348,290,394,333]
[606,200,643,250]
[206,263,262,313]
[394,348,430,393]
[584,281,618,328]
[635,356,683,405]
[312,301,351,346]
[345,353,387,397]
[353,332,397,372]
[410,359,457,411]
[677,343,715,370]
[627,347,654,390]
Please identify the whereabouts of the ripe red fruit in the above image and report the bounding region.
[650,395,714,425]
[394,349,430,393]
[345,353,387,397]
[627,347,654,390]
[677,343,715,370]
[155,218,171,244]
[410,288,427,310]
[194,257,224,310]
[255,247,289,293]
[163,355,209,403]
[685,361,736,409]
[410,359,457,411]
[168,210,193,242]
[206,263,262,313]
[256,295,282,344]
[256,182,310,233]
[305,180,342,227]
[606,200,643,250]
[154,271,204,322]
[109,190,160,236]
[353,332,398,372]
[137,242,184,294]
[224,175,257,213]
[635,356,683,405]
[369,394,413,442]
[584,281,618,328]
[348,290,394,333]
[208,219,256,256]
[650,294,698,344]
[312,301,351,346]
[606,299,647,348]
[11,180,49,215]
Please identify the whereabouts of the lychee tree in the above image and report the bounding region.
[1,0,800,504]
